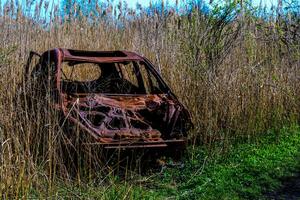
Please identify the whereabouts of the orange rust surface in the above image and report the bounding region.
[27,48,193,148]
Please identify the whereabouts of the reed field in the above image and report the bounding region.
[0,0,299,198]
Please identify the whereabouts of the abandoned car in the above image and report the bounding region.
[24,48,192,149]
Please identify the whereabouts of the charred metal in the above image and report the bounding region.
[25,48,193,149]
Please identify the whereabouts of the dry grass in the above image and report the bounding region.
[0,0,299,198]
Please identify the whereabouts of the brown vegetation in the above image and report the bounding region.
[0,0,299,198]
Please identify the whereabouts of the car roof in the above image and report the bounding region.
[56,48,145,63]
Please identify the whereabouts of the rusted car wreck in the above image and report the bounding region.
[25,48,192,149]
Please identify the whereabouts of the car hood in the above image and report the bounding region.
[61,93,189,143]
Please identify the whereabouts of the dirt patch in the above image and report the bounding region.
[266,173,300,200]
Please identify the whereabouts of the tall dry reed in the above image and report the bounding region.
[0,0,299,197]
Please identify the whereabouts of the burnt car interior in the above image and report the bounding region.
[61,61,165,95]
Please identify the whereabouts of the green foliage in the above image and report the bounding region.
[26,125,300,199]
[138,125,300,199]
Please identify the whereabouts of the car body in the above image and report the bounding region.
[24,48,192,149]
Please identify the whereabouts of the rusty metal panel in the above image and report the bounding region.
[26,48,193,149]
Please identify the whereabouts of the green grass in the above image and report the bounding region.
[30,125,300,199]
[147,125,300,199]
